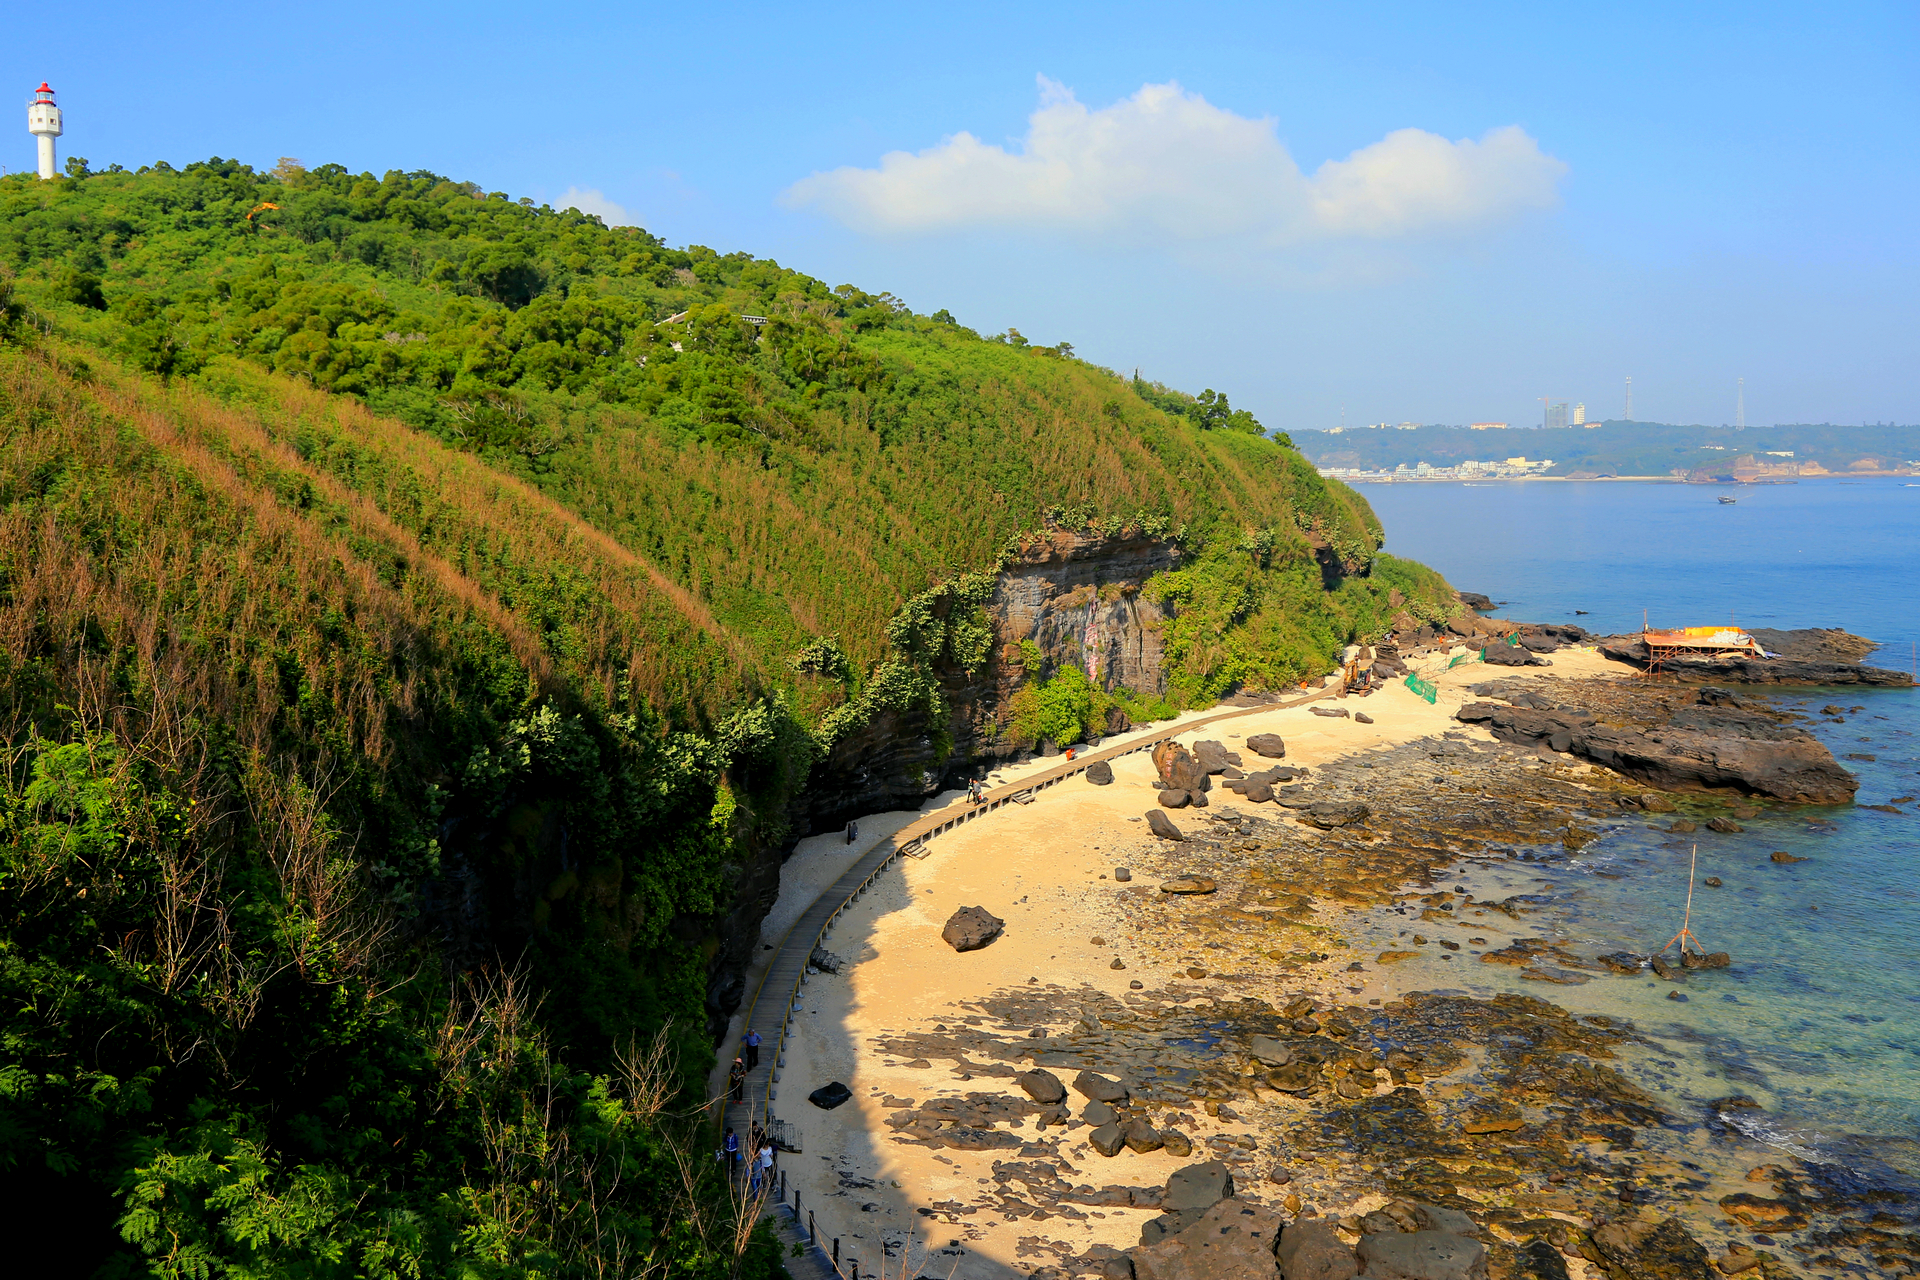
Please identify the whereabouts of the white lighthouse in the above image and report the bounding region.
[28,82,62,180]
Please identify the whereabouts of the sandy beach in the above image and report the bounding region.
[750,646,1647,1280]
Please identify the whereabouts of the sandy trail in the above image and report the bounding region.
[763,647,1633,1280]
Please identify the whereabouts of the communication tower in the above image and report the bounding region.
[1624,376,1633,421]
[1736,377,1745,429]
[27,83,61,180]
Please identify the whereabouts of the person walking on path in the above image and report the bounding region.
[724,1126,740,1178]
[743,1028,761,1070]
[728,1057,746,1103]
[756,1141,774,1195]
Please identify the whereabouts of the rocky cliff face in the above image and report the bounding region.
[990,527,1182,698]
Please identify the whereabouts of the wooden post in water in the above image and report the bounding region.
[1660,844,1710,957]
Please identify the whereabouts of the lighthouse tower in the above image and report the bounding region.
[28,83,62,180]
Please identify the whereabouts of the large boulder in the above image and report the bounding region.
[1016,1068,1067,1104]
[1160,876,1217,895]
[1456,702,1858,804]
[1074,1070,1131,1103]
[1089,1123,1126,1157]
[1121,1117,1165,1153]
[1163,1161,1234,1211]
[1158,789,1192,809]
[1481,644,1549,667]
[1276,1219,1357,1280]
[1153,741,1209,793]
[1086,760,1116,785]
[1248,1036,1294,1067]
[1193,740,1236,774]
[808,1081,853,1110]
[942,905,1006,952]
[1354,1231,1487,1280]
[1147,810,1186,841]
[1131,1199,1286,1280]
[1246,733,1287,759]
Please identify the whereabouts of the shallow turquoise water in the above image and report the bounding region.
[1366,478,1920,1167]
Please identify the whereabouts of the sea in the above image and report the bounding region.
[1362,477,1920,1178]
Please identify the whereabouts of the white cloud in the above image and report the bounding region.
[781,78,1566,244]
[557,187,634,227]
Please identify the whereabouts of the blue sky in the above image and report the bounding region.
[10,2,1917,431]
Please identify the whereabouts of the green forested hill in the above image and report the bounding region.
[0,158,1454,1277]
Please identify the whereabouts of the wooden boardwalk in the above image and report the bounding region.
[721,684,1338,1162]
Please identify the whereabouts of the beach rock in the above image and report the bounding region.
[1457,591,1495,611]
[1164,1161,1235,1212]
[1246,734,1287,759]
[1703,876,1723,887]
[1137,1208,1209,1249]
[1194,741,1234,774]
[1311,706,1351,718]
[1132,1200,1287,1280]
[1083,1100,1118,1127]
[1243,782,1274,804]
[1115,867,1133,881]
[1412,1205,1478,1238]
[1769,851,1805,863]
[1454,702,1857,804]
[1154,741,1209,793]
[1017,1069,1068,1103]
[1159,789,1193,809]
[1356,1231,1487,1280]
[809,1081,853,1110]
[1249,1036,1295,1067]
[1355,713,1374,725]
[1087,761,1115,785]
[1588,1216,1715,1279]
[1089,1123,1127,1157]
[1122,1117,1165,1153]
[1706,817,1743,833]
[809,945,846,973]
[1679,950,1731,970]
[1670,820,1698,834]
[1111,958,1128,970]
[1162,1130,1193,1157]
[1599,953,1643,974]
[1299,801,1369,830]
[942,906,1005,952]
[1075,1071,1131,1103]
[1277,1219,1358,1280]
[1640,793,1677,813]
[1649,956,1679,981]
[1147,810,1186,841]
[1161,876,1218,895]
[1481,644,1549,667]
[938,1126,1023,1151]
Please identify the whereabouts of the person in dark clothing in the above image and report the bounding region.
[743,1028,761,1070]
[728,1058,746,1103]
[724,1126,740,1175]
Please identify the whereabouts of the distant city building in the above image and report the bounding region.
[1572,403,1586,425]
[1469,421,1509,430]
[1545,402,1569,430]
[1397,421,1421,430]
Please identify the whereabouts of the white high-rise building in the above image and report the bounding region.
[27,82,61,180]
[1572,403,1587,425]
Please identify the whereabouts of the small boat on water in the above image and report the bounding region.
[1718,495,1737,504]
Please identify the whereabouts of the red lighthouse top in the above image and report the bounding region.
[34,83,55,103]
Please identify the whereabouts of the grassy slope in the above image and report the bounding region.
[0,160,1456,1276]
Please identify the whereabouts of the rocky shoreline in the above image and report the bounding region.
[772,629,1915,1280]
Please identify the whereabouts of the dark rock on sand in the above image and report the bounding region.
[1246,733,1287,759]
[1017,1068,1068,1103]
[942,906,1006,952]
[1086,760,1115,785]
[809,945,846,973]
[1679,950,1731,969]
[1075,1071,1131,1103]
[809,1081,853,1110]
[1147,810,1186,841]
[1089,1122,1126,1157]
[1311,706,1351,718]
[1482,644,1549,667]
[1193,741,1236,774]
[1122,1117,1165,1153]
[1159,789,1192,809]
[1355,713,1374,724]
[1083,1100,1118,1127]
[1705,816,1743,833]
[1164,1160,1235,1211]
[1114,867,1133,881]
[1455,702,1857,804]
